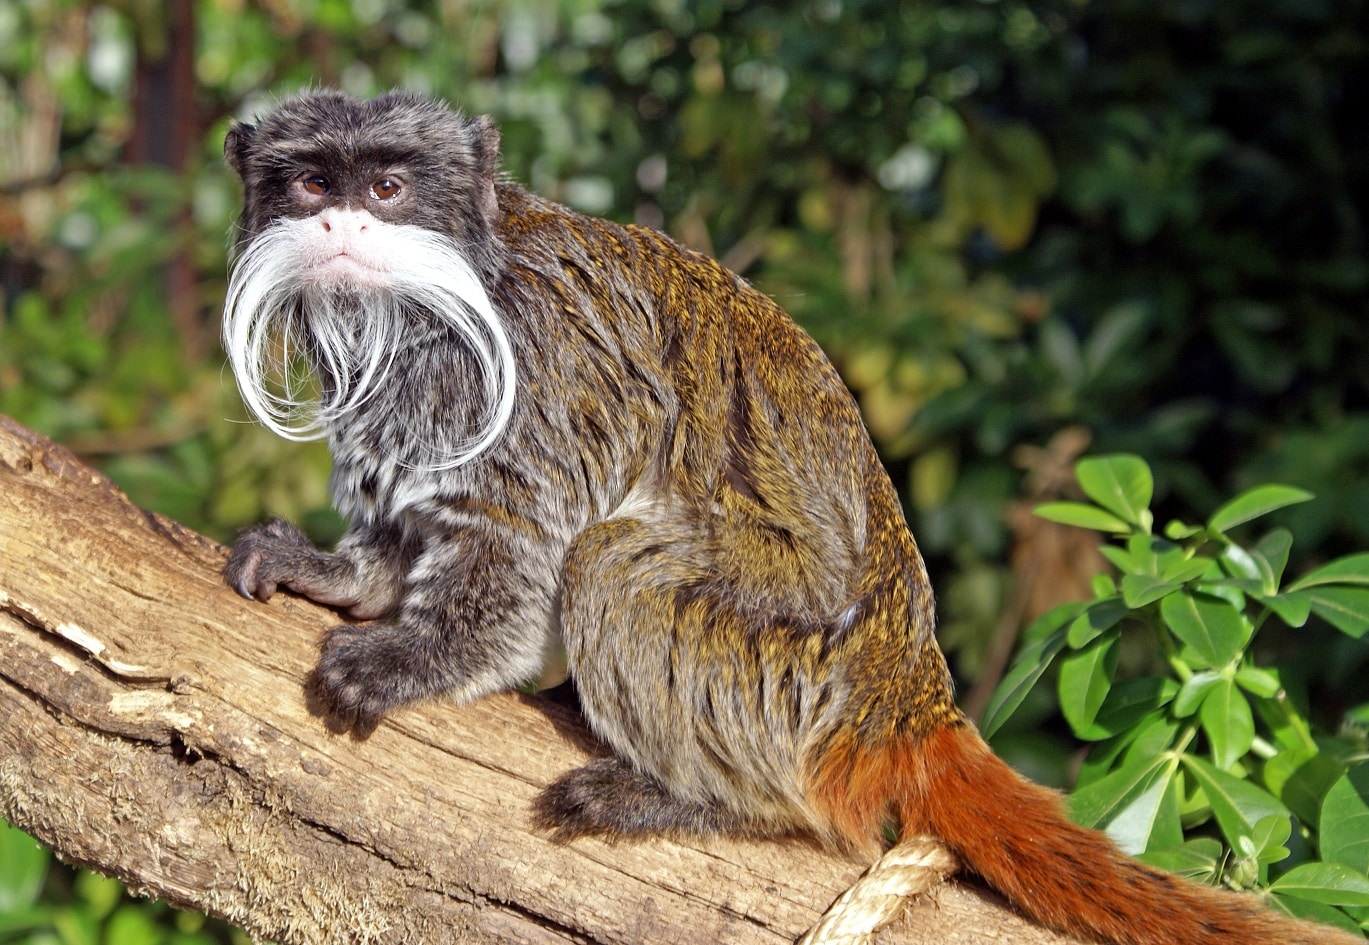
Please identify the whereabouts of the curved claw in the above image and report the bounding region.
[223,518,314,603]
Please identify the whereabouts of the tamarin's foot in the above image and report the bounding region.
[308,623,421,735]
[535,757,747,840]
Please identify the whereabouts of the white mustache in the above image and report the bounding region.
[222,212,516,469]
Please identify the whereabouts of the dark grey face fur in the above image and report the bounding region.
[224,90,504,280]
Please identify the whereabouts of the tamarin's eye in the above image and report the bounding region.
[302,176,331,196]
[371,178,401,200]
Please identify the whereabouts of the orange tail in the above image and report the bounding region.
[812,723,1358,945]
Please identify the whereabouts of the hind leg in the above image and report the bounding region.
[546,515,828,840]
[535,756,749,839]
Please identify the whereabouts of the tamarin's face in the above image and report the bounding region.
[224,89,504,282]
[220,91,515,464]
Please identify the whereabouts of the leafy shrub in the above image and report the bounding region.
[985,455,1369,935]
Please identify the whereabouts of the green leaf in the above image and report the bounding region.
[1194,579,1248,612]
[1164,520,1203,541]
[1099,544,1141,573]
[1234,664,1281,698]
[1254,529,1294,589]
[1070,751,1171,829]
[1248,813,1292,865]
[1255,693,1318,755]
[1078,714,1180,788]
[1077,677,1179,742]
[1173,671,1223,717]
[1264,748,1344,826]
[1269,893,1365,935]
[1265,592,1312,628]
[105,904,165,945]
[1220,542,1267,585]
[1302,586,1369,638]
[1201,678,1255,769]
[1136,837,1223,881]
[1034,500,1131,533]
[1160,591,1252,668]
[1066,595,1128,648]
[1268,862,1369,907]
[1182,754,1291,848]
[1120,574,1178,609]
[1321,768,1369,874]
[1024,601,1087,645]
[1076,454,1153,529]
[1083,301,1148,376]
[1288,552,1369,590]
[1146,773,1187,852]
[0,906,58,937]
[1121,715,1184,765]
[1161,555,1216,587]
[0,821,49,912]
[74,868,124,918]
[1128,533,1182,576]
[1208,484,1313,535]
[1059,633,1119,736]
[49,904,98,945]
[1103,767,1181,855]
[981,625,1070,739]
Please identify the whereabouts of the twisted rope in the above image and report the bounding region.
[798,836,960,945]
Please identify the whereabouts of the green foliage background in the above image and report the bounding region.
[1,0,1366,940]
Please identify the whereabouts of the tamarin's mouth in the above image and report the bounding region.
[314,251,387,288]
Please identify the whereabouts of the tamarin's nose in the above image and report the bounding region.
[317,208,370,237]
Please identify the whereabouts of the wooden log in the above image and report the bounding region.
[0,414,1079,944]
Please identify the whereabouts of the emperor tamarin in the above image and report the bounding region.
[220,90,1350,945]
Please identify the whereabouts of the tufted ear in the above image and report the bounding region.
[469,115,502,228]
[223,122,256,176]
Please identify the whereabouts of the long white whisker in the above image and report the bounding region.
[222,216,516,467]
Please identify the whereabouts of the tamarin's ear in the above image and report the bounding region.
[223,122,255,176]
[470,115,501,228]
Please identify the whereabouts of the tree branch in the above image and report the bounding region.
[0,414,1080,945]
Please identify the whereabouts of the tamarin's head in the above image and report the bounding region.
[224,89,504,275]
[221,90,515,467]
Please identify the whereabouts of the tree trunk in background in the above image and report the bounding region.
[127,0,202,357]
[0,414,1081,945]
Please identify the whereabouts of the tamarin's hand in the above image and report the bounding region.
[220,90,1358,945]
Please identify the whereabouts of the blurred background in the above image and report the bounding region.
[1,0,1366,941]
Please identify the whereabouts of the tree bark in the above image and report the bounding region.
[0,414,1080,945]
